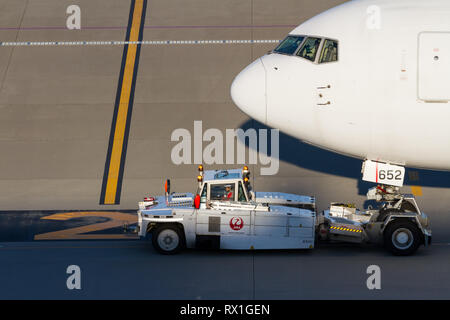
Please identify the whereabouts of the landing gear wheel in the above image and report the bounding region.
[383,220,421,256]
[152,225,185,255]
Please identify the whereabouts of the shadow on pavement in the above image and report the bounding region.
[238,119,450,195]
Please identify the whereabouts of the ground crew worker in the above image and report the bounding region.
[224,185,233,200]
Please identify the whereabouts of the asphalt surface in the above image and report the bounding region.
[1,0,450,300]
[0,240,449,300]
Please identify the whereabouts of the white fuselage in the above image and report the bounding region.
[231,0,450,170]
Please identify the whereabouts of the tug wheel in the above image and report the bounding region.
[383,220,421,256]
[152,225,185,255]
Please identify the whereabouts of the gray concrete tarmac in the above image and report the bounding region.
[1,0,449,216]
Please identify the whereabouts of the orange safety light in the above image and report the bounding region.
[198,165,204,172]
[197,175,203,182]
[243,166,250,180]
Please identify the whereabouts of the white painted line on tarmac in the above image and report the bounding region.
[0,39,281,47]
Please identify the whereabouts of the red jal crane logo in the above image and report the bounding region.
[229,217,244,230]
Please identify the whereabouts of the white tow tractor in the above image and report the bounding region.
[136,166,431,256]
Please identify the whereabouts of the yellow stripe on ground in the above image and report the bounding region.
[104,0,145,204]
[411,186,423,197]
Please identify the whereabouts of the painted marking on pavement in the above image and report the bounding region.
[0,24,294,31]
[411,186,423,197]
[34,211,138,240]
[408,171,422,196]
[0,39,281,47]
[99,0,147,205]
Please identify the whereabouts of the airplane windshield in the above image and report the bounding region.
[297,37,322,61]
[319,39,338,63]
[273,36,305,55]
[273,35,339,63]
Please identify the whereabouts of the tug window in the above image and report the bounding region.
[273,36,305,55]
[238,182,247,202]
[200,183,207,203]
[210,184,235,201]
[319,39,338,63]
[297,37,322,61]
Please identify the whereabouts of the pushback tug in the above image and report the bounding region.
[135,166,431,255]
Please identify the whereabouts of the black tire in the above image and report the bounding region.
[383,220,422,256]
[151,225,185,255]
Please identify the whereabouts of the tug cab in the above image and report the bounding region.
[196,165,253,209]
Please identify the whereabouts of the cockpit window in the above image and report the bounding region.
[297,37,322,61]
[273,36,305,55]
[319,39,338,63]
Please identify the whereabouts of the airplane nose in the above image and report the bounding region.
[231,58,267,124]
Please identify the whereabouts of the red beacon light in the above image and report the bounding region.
[194,194,201,209]
[144,196,155,202]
